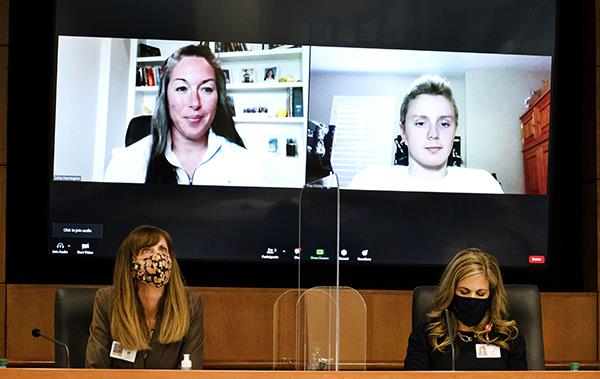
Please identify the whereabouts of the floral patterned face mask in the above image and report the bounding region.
[132,250,172,287]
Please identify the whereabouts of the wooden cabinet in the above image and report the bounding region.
[520,86,550,195]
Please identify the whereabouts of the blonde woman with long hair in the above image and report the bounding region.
[404,248,526,370]
[85,225,204,369]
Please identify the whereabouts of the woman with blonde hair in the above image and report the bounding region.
[404,248,526,370]
[85,225,204,369]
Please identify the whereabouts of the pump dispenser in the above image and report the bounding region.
[181,354,192,370]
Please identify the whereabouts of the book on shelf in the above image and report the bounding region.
[287,87,303,117]
[137,65,163,87]
[136,67,143,86]
[147,67,156,86]
[292,87,303,117]
[215,42,248,52]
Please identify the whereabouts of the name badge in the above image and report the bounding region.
[476,343,501,358]
[110,341,137,363]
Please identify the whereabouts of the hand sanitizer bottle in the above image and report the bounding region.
[307,347,321,370]
[181,353,192,370]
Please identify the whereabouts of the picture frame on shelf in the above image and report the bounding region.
[241,67,255,83]
[264,66,278,82]
[268,138,279,154]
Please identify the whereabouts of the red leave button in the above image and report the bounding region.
[528,255,545,264]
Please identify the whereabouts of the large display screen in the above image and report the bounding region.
[8,0,576,289]
[50,36,551,263]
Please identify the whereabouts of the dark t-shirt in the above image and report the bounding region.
[404,321,527,370]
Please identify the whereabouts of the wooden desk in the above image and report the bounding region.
[0,369,598,379]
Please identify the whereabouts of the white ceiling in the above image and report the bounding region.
[309,46,552,75]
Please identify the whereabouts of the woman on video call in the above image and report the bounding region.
[349,74,503,193]
[85,224,204,369]
[404,248,527,370]
[104,44,262,185]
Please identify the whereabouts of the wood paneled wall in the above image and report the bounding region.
[0,0,599,369]
[4,285,598,367]
[5,369,600,379]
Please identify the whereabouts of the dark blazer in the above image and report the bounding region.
[405,321,527,371]
[85,286,204,369]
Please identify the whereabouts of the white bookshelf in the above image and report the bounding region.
[217,45,309,188]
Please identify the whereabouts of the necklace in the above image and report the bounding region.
[457,332,473,342]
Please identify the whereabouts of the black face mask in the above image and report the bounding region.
[450,294,491,327]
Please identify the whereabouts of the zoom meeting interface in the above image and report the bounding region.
[48,0,553,269]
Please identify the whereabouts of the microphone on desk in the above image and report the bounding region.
[444,309,455,371]
[31,328,70,368]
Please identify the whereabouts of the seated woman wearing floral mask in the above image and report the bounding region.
[85,225,204,369]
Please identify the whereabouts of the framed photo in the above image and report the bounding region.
[264,66,278,81]
[241,67,255,83]
[223,69,231,84]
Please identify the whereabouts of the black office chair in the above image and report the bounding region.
[54,287,100,368]
[125,115,152,147]
[411,284,545,370]
[305,120,336,183]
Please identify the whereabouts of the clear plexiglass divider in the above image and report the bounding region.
[272,174,367,370]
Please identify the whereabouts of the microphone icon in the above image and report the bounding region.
[31,328,70,368]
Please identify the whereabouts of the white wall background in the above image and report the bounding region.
[103,40,131,174]
[54,36,129,181]
[54,37,102,180]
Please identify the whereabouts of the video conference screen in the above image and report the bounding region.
[8,0,565,287]
[51,36,551,266]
